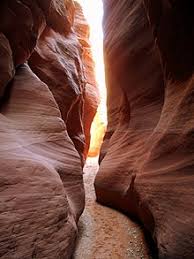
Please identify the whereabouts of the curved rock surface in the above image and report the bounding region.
[0,0,98,258]
[0,33,14,98]
[73,2,100,157]
[95,1,194,258]
[0,64,84,259]
[29,1,99,162]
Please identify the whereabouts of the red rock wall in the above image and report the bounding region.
[0,1,98,258]
[95,1,194,258]
[73,2,100,158]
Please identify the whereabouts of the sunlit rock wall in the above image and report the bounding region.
[95,1,194,258]
[0,0,98,258]
[73,1,100,158]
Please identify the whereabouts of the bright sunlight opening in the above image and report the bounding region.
[76,0,107,157]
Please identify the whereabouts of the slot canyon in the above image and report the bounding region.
[0,1,194,259]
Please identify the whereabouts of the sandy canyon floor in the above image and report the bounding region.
[73,157,152,259]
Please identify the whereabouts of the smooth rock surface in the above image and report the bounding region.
[0,0,98,258]
[0,33,14,98]
[95,1,194,258]
[74,2,100,157]
[29,1,99,162]
[0,64,84,259]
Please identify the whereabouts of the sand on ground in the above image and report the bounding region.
[73,157,152,259]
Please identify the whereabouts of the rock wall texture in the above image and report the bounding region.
[0,1,98,258]
[95,1,194,258]
[73,2,100,158]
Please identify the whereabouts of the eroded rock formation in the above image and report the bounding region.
[73,2,100,158]
[95,1,194,258]
[0,1,98,258]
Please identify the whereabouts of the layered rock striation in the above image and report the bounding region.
[73,2,100,158]
[95,1,194,258]
[0,1,98,258]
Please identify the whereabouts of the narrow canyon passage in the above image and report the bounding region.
[73,2,152,257]
[73,157,152,259]
[1,1,194,258]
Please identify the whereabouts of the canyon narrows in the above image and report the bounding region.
[0,0,194,259]
[74,157,152,259]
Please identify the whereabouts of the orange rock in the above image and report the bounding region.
[88,112,106,157]
[74,2,100,158]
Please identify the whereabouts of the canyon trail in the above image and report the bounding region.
[74,157,151,259]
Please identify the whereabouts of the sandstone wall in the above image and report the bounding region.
[0,1,98,258]
[95,1,194,258]
[73,2,100,158]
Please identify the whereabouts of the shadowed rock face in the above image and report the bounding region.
[0,1,98,258]
[95,0,194,258]
[29,1,99,163]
